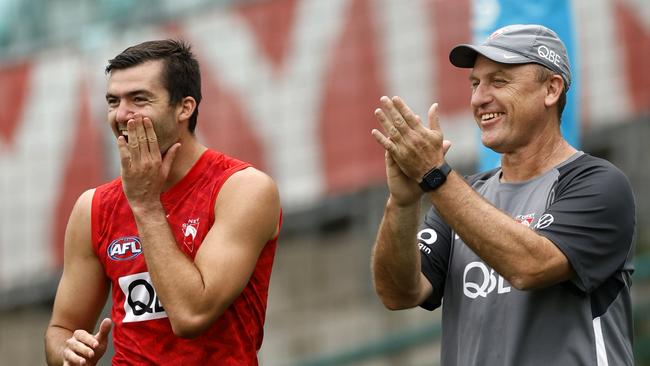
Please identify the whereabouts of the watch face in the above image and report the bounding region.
[419,162,451,192]
[426,171,445,187]
[420,168,447,192]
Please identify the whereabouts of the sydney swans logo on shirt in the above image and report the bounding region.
[182,218,200,253]
[107,236,142,261]
[515,213,535,227]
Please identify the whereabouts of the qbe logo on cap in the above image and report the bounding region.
[537,45,562,67]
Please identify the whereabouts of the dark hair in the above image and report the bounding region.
[535,65,567,123]
[105,40,202,133]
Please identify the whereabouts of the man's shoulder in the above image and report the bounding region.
[93,177,123,197]
[223,167,279,200]
[200,149,255,180]
[204,149,276,186]
[561,152,615,170]
[554,153,635,209]
[557,153,631,186]
[204,149,279,210]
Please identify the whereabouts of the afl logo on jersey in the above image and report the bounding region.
[108,236,142,261]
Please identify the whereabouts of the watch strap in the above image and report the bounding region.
[418,161,452,192]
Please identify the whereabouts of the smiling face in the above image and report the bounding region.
[106,60,181,154]
[469,56,552,154]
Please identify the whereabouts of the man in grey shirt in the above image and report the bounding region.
[370,24,635,365]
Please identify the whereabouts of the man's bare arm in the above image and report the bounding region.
[45,189,112,365]
[372,196,433,310]
[428,172,574,290]
[132,168,280,338]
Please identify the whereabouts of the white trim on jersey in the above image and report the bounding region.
[593,317,609,366]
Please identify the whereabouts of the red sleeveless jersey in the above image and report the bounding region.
[91,150,279,365]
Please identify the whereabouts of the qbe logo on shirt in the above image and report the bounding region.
[463,262,511,299]
[118,272,168,323]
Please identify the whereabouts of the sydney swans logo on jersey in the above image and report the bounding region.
[463,262,511,299]
[118,272,167,323]
[515,213,535,227]
[107,236,142,261]
[182,218,200,253]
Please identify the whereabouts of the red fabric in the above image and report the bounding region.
[91,149,279,365]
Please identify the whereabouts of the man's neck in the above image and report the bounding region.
[500,133,577,183]
[163,138,207,191]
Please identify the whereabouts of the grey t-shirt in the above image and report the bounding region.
[418,153,635,366]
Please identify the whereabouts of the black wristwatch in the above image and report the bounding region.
[418,161,452,192]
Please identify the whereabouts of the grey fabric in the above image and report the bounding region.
[418,153,635,366]
[449,24,572,89]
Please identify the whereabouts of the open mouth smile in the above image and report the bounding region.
[120,129,129,143]
[481,112,504,122]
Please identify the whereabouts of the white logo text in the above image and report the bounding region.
[537,45,562,67]
[534,214,554,230]
[463,261,511,299]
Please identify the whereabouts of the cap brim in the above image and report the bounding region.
[449,44,529,68]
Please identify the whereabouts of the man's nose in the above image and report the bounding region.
[115,101,134,123]
[471,83,493,109]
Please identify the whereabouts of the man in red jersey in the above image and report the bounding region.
[45,40,281,365]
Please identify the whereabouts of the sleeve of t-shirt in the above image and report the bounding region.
[418,206,453,311]
[535,157,635,293]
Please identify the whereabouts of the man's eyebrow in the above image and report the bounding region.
[468,69,508,81]
[105,90,156,100]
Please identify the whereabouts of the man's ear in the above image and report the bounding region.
[177,96,197,123]
[544,74,564,108]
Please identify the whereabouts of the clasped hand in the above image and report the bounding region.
[371,96,451,205]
